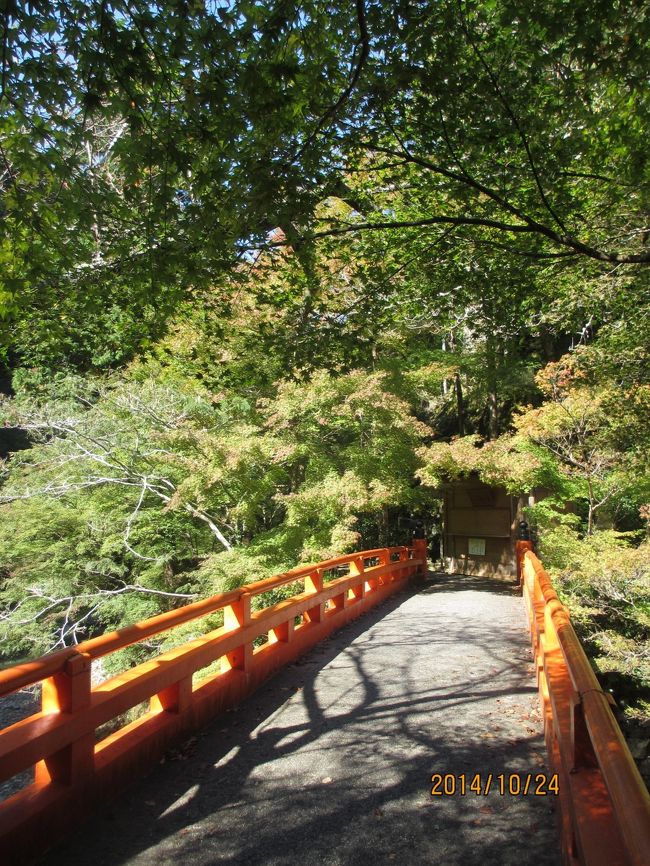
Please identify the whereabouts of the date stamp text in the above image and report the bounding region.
[430,772,559,797]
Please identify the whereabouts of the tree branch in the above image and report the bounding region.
[360,143,650,263]
[459,9,567,232]
[293,0,369,162]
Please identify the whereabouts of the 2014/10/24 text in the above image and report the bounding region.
[430,773,559,797]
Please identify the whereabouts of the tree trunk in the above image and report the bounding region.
[487,391,498,439]
[441,336,448,395]
[380,504,390,546]
[485,334,499,439]
[539,324,557,362]
[455,372,465,436]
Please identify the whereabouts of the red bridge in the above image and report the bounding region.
[0,539,648,866]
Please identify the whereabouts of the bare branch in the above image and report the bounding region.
[183,503,232,551]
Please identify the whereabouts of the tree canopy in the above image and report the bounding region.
[0,0,648,728]
[3,1,650,365]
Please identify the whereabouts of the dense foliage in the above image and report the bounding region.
[0,1,648,723]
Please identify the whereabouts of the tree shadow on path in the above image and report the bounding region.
[41,574,561,866]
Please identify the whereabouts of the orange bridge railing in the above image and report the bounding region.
[517,542,650,866]
[0,541,427,865]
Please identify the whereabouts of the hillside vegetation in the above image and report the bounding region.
[1,1,648,729]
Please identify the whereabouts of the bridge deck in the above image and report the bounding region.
[40,574,561,866]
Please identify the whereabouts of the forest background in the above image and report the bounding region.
[0,0,648,740]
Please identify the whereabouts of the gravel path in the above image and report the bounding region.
[37,573,561,866]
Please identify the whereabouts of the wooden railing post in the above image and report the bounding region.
[35,651,94,785]
[516,521,533,588]
[570,693,598,769]
[347,557,365,603]
[151,677,193,714]
[221,592,252,673]
[411,520,428,576]
[362,555,378,593]
[269,619,294,643]
[412,538,428,575]
[304,569,325,623]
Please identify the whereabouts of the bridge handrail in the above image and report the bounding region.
[517,543,650,866]
[0,547,402,698]
[0,541,426,865]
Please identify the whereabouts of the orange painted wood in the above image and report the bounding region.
[521,550,650,866]
[0,550,412,698]
[0,546,425,865]
[516,539,533,586]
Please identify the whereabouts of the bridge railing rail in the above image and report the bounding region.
[0,541,427,864]
[517,541,650,866]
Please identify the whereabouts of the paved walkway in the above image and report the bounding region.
[42,574,561,866]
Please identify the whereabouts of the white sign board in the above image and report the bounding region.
[468,537,486,556]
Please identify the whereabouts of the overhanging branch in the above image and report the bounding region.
[292,0,369,162]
